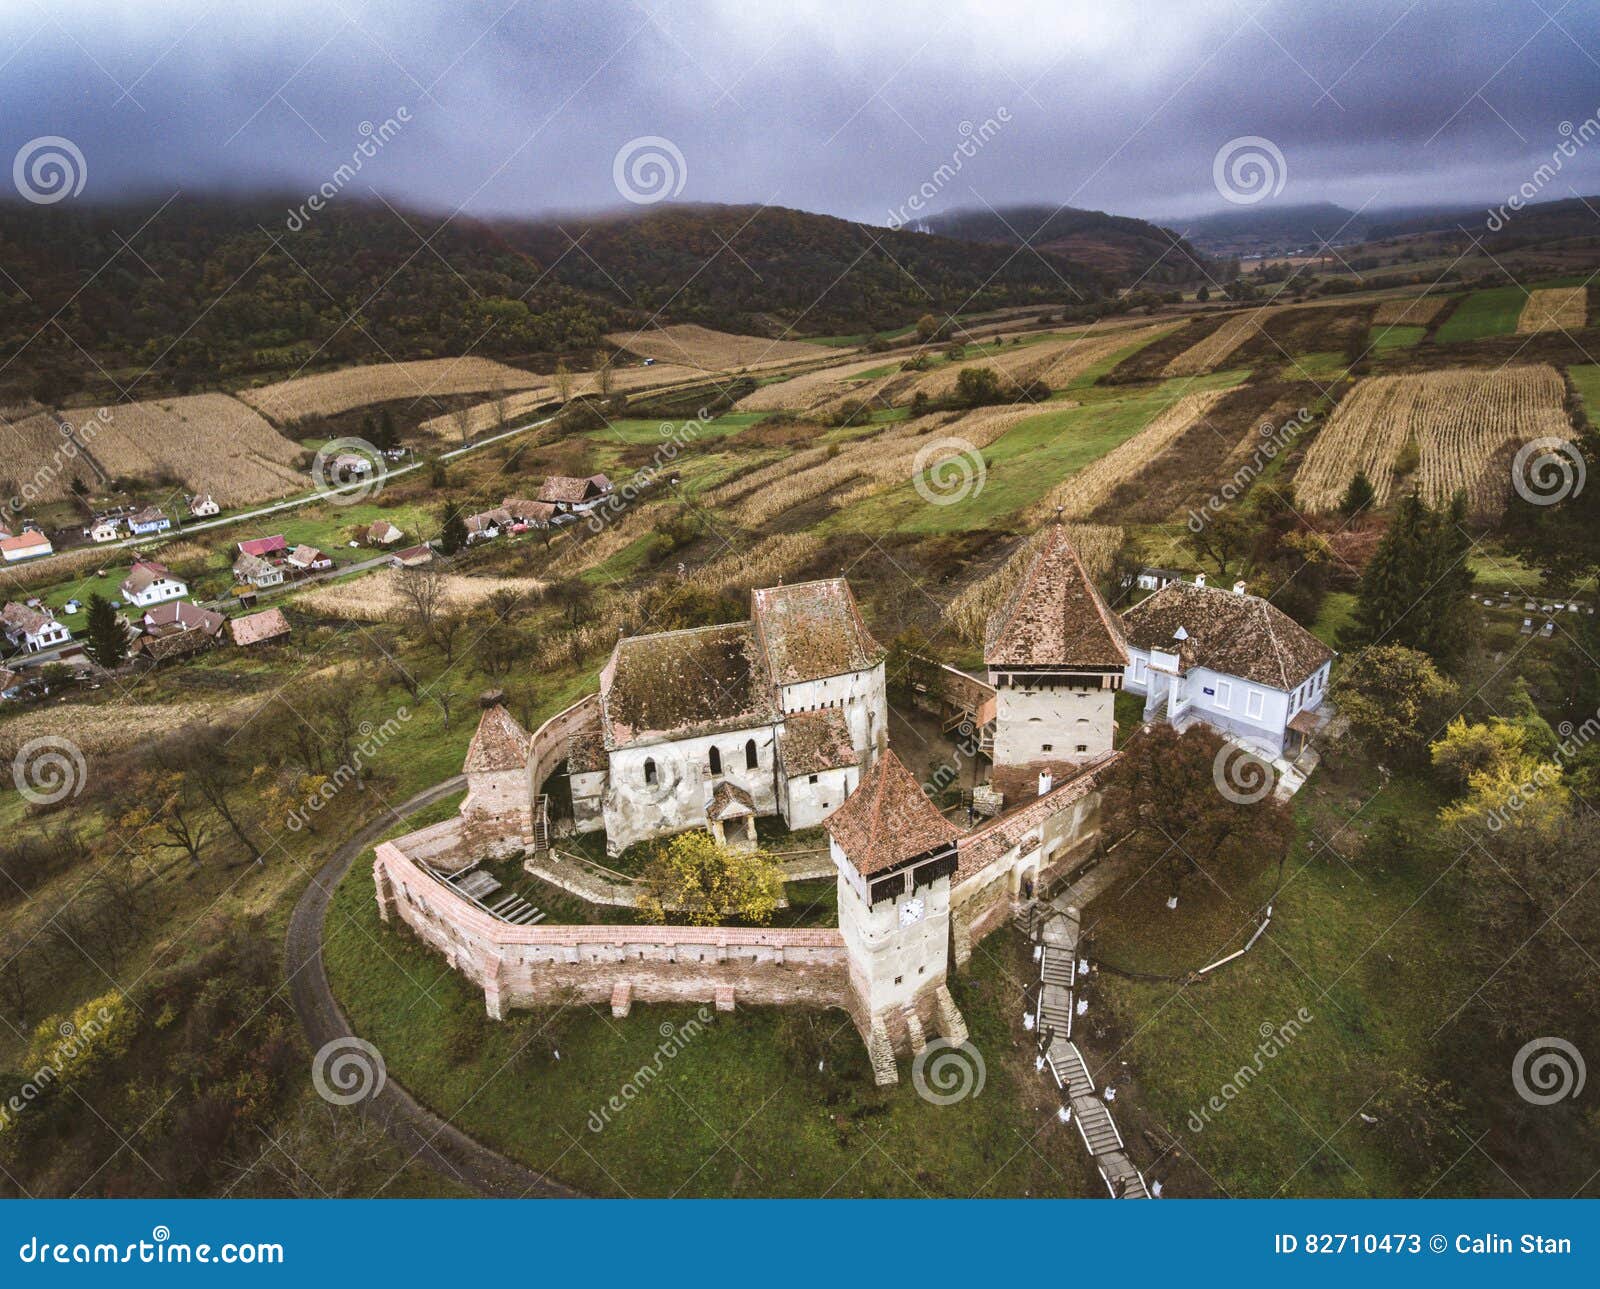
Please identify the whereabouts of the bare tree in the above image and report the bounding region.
[393,564,446,643]
[449,401,474,445]
[489,380,510,434]
[553,360,573,403]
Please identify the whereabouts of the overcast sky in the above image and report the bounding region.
[3,0,1599,227]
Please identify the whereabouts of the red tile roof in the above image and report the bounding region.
[986,526,1128,669]
[464,705,531,773]
[955,755,1115,884]
[600,622,777,748]
[539,475,602,504]
[229,608,291,647]
[824,750,962,877]
[238,535,288,557]
[778,709,859,778]
[1122,582,1332,690]
[751,578,883,686]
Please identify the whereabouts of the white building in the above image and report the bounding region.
[985,526,1126,799]
[85,517,121,543]
[1,602,70,652]
[189,494,220,518]
[120,560,188,609]
[588,578,887,855]
[1120,577,1333,759]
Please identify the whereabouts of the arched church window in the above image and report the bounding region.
[709,746,722,776]
[644,758,657,785]
[745,738,758,770]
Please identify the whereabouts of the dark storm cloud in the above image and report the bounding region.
[3,0,1599,225]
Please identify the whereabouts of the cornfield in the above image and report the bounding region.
[0,411,94,504]
[1162,308,1272,377]
[607,324,837,371]
[944,522,1124,649]
[293,570,547,621]
[1516,287,1588,334]
[735,354,919,412]
[1035,389,1231,519]
[417,389,552,440]
[1294,364,1573,513]
[59,394,308,506]
[1372,295,1450,326]
[241,358,544,423]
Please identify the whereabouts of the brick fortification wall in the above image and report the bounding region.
[528,692,603,797]
[374,841,851,1018]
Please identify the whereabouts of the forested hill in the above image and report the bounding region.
[0,196,1102,402]
[922,205,1212,285]
[504,202,1102,334]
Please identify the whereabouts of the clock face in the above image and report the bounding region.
[899,898,925,928]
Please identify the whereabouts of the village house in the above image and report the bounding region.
[1,530,53,562]
[465,507,512,543]
[365,520,404,546]
[233,552,285,589]
[502,497,557,529]
[331,453,373,476]
[188,494,220,518]
[1120,575,1333,760]
[119,560,188,609]
[391,544,434,568]
[140,600,225,641]
[84,516,122,543]
[286,544,333,573]
[1,602,71,653]
[229,607,291,647]
[537,474,612,515]
[127,506,170,536]
[237,534,288,559]
[0,666,23,700]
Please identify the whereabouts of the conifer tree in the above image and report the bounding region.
[83,593,127,670]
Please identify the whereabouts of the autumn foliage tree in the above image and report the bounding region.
[636,831,785,927]
[1099,725,1295,906]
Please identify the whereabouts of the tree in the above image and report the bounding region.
[1195,284,1210,302]
[438,503,469,555]
[955,366,1002,407]
[1332,645,1455,767]
[1182,508,1253,578]
[553,360,573,403]
[549,577,596,627]
[119,769,210,870]
[393,564,446,642]
[1099,725,1295,905]
[1429,716,1527,793]
[1340,469,1375,516]
[373,408,398,451]
[83,593,127,670]
[636,831,785,926]
[449,402,474,445]
[915,313,939,341]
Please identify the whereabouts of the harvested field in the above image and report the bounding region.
[1233,304,1371,366]
[1093,382,1315,523]
[293,569,547,621]
[734,354,924,412]
[945,522,1123,648]
[1037,390,1231,519]
[0,699,230,762]
[60,394,307,505]
[1294,364,1573,513]
[0,411,97,504]
[1372,296,1451,326]
[1516,287,1588,334]
[685,532,824,596]
[417,389,553,441]
[607,324,838,370]
[1162,308,1272,376]
[241,358,544,423]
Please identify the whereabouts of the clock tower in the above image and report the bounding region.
[825,750,968,1083]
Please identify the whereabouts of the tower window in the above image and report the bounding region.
[1041,743,1053,752]
[643,757,657,785]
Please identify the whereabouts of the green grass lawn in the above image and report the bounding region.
[1094,771,1490,1197]
[326,859,1102,1197]
[585,413,766,446]
[1433,285,1529,343]
[1570,362,1600,425]
[835,369,1248,534]
[1367,324,1426,352]
[1283,351,1351,382]
[1309,591,1355,648]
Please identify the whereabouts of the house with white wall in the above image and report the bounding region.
[120,560,188,609]
[1,602,70,653]
[1120,577,1332,759]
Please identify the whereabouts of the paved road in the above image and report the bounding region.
[285,774,575,1198]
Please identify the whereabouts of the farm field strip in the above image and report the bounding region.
[1516,286,1588,333]
[292,569,548,621]
[240,357,545,423]
[1371,295,1451,325]
[1295,364,1572,512]
[1161,307,1274,376]
[0,411,94,503]
[417,389,553,440]
[605,323,842,369]
[1039,389,1231,519]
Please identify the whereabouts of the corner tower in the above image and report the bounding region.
[984,527,1128,792]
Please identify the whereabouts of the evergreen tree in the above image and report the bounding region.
[1341,489,1474,665]
[83,593,127,670]
[438,502,468,555]
[1340,469,1375,516]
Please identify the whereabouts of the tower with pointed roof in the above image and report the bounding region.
[825,750,967,1079]
[461,699,534,855]
[984,527,1128,793]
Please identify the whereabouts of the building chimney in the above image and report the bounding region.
[1232,579,1248,596]
[1194,572,1206,589]
[1038,769,1053,796]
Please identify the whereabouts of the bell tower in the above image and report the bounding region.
[984,526,1127,792]
[825,750,968,1083]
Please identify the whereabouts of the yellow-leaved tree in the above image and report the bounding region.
[636,831,785,927]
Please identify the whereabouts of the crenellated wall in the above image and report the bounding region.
[374,840,852,1020]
